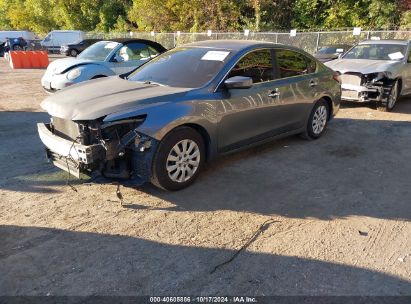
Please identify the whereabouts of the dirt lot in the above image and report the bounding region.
[0,56,411,296]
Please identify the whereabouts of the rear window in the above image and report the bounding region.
[276,49,308,78]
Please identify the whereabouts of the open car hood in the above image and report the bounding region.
[41,76,191,121]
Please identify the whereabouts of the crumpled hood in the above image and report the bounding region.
[45,57,100,74]
[41,76,191,120]
[325,59,402,75]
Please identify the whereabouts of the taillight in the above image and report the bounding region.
[333,72,341,84]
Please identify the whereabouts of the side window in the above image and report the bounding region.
[118,43,151,61]
[148,46,160,58]
[227,49,273,84]
[276,49,308,78]
[306,56,317,74]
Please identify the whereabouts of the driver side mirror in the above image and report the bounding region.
[113,54,124,63]
[224,76,253,89]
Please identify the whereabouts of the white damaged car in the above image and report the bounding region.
[325,40,411,111]
[41,39,165,93]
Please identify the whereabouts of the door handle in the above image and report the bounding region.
[309,80,318,87]
[268,89,280,98]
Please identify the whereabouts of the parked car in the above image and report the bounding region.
[41,39,166,93]
[0,30,36,43]
[60,38,102,57]
[314,44,352,62]
[4,37,28,51]
[38,40,341,190]
[41,30,85,53]
[325,39,410,111]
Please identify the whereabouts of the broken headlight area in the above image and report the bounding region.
[340,72,396,103]
[361,72,396,103]
[46,115,158,185]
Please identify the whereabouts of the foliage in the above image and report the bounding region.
[0,0,409,35]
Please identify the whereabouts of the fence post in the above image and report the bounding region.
[275,33,278,43]
[367,31,370,39]
[315,32,320,51]
[173,32,176,47]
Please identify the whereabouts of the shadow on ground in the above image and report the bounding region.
[1,110,411,220]
[1,225,410,296]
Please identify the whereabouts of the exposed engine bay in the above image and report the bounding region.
[340,72,397,105]
[38,116,158,185]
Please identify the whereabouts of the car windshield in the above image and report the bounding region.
[77,41,119,61]
[128,47,233,88]
[317,46,346,54]
[342,44,407,61]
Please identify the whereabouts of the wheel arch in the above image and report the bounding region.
[167,123,212,162]
[320,95,333,120]
[396,77,403,95]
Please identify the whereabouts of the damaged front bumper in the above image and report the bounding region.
[37,123,105,177]
[340,73,395,104]
[37,122,158,185]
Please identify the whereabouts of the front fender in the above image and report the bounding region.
[103,100,218,142]
[68,64,115,83]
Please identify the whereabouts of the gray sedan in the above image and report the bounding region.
[38,40,341,190]
[325,39,411,111]
[41,39,165,93]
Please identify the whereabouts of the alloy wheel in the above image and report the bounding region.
[388,81,399,109]
[312,105,328,135]
[166,139,200,183]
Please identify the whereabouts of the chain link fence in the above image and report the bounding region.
[86,30,411,55]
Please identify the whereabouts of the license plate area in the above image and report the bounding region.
[342,90,359,100]
[46,149,80,178]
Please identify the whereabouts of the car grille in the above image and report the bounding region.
[52,117,80,141]
[340,74,362,86]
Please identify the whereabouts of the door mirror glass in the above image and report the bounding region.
[224,76,253,89]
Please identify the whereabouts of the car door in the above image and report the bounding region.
[218,48,282,151]
[108,42,154,75]
[270,48,320,132]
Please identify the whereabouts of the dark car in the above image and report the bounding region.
[60,38,102,57]
[1,37,29,57]
[4,37,28,51]
[0,41,5,57]
[314,44,352,62]
[38,40,341,190]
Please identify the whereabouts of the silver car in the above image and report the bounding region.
[37,40,341,190]
[41,39,165,93]
[325,39,411,111]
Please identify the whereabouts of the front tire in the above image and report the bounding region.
[69,49,78,57]
[302,99,329,140]
[377,80,399,112]
[151,127,205,191]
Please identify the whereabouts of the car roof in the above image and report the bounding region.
[184,39,280,51]
[359,39,409,45]
[320,44,352,48]
[105,38,167,52]
[111,38,166,52]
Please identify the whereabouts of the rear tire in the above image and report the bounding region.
[151,127,205,191]
[301,99,330,140]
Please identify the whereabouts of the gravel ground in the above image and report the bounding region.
[0,56,411,296]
